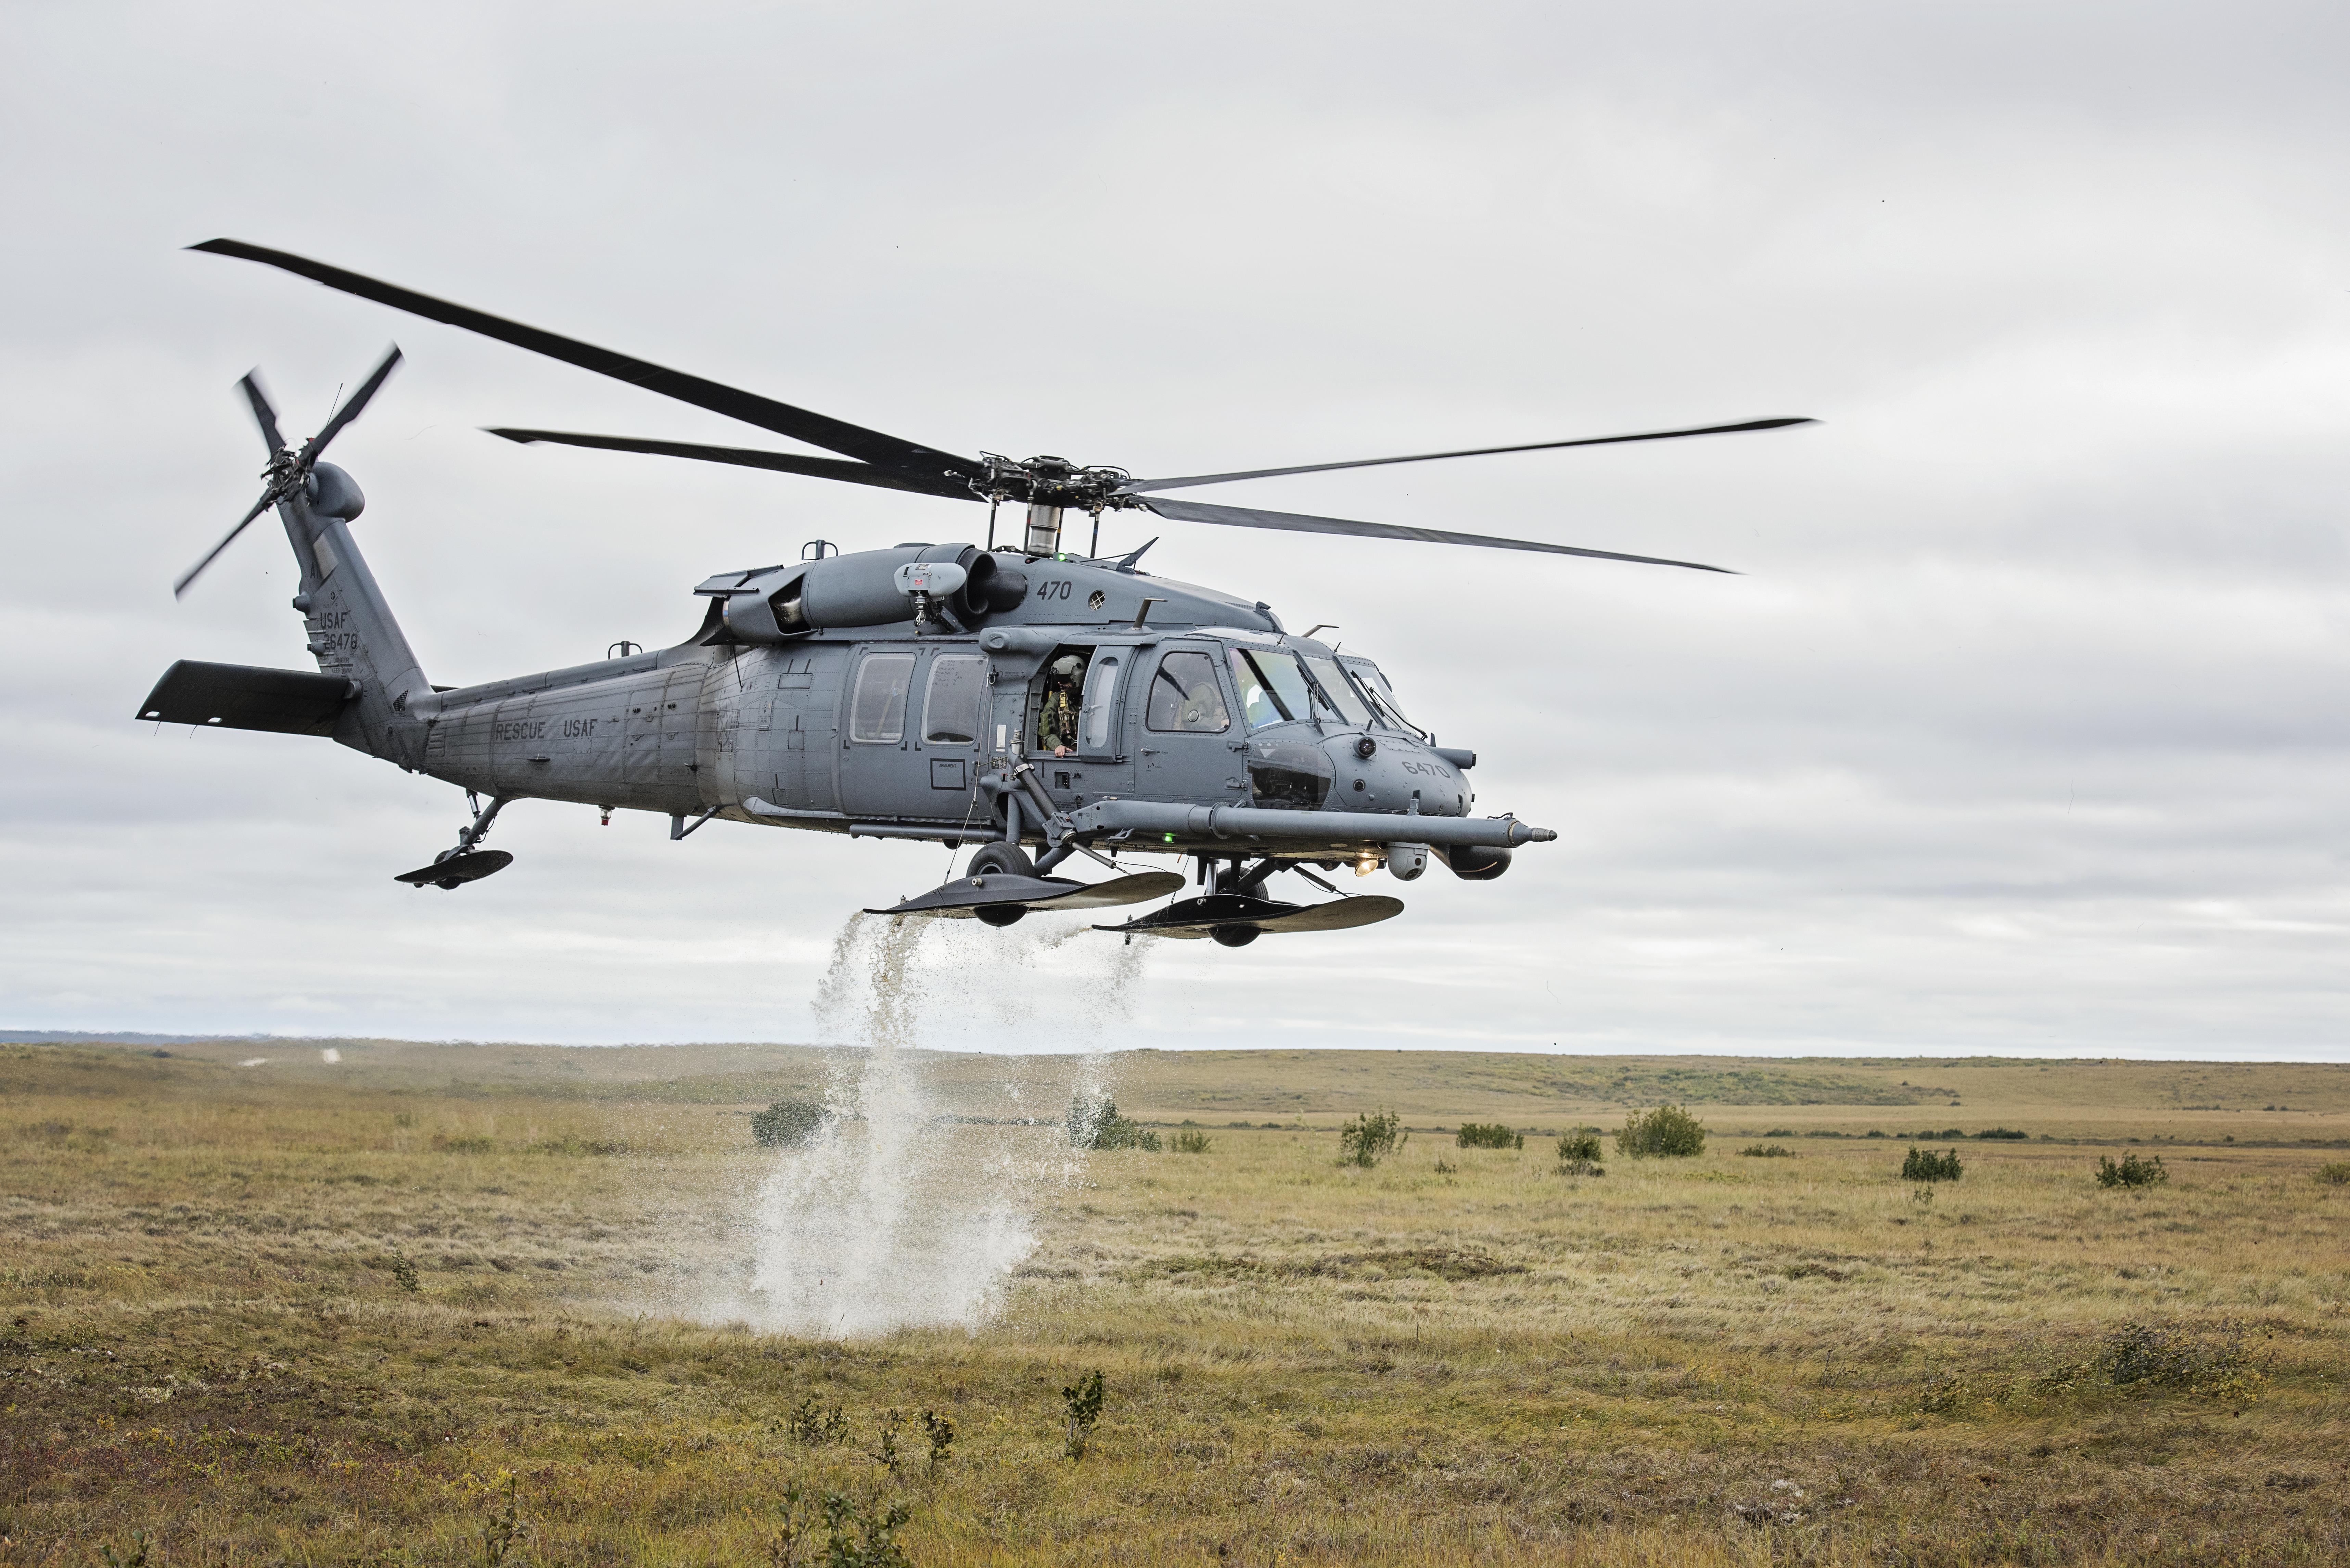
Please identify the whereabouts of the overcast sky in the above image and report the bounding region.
[5,1,2349,1058]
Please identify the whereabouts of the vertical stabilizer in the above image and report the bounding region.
[286,491,432,769]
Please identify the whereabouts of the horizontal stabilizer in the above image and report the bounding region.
[136,660,356,736]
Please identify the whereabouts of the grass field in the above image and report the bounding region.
[4,1039,2347,1565]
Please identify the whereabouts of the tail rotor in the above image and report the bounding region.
[174,345,402,599]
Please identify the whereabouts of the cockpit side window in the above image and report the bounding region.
[1078,652,1125,753]
[922,654,987,746]
[1228,646,1313,731]
[1145,650,1230,732]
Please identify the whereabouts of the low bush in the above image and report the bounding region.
[530,1135,630,1156]
[1062,1368,1106,1460]
[2097,1152,2168,1188]
[1975,1127,2029,1140]
[1069,1096,1160,1152]
[2095,1321,2268,1401]
[920,1409,954,1473]
[787,1396,851,1447]
[2312,1161,2350,1185]
[752,1100,828,1149]
[1903,1146,1964,1182]
[1738,1143,1795,1158]
[1338,1109,1406,1168]
[1616,1104,1706,1158]
[432,1133,495,1155]
[1455,1123,1523,1150]
[770,1485,914,1568]
[1556,1130,1602,1162]
[1170,1130,1213,1154]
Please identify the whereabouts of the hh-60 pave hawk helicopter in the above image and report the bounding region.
[141,239,1811,947]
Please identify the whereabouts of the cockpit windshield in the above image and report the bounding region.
[1228,646,1314,731]
[1300,654,1373,725]
[1338,656,1426,738]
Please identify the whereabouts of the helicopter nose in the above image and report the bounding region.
[1325,734,1469,815]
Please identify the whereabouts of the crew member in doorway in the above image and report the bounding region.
[1037,652,1086,756]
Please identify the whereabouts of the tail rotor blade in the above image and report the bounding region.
[1138,495,1735,573]
[173,492,277,599]
[238,371,285,454]
[302,344,401,461]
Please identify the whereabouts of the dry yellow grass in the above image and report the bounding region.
[3,1040,2347,1565]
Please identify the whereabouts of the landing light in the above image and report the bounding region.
[1355,851,1380,878]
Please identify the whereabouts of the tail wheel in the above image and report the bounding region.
[967,841,1036,880]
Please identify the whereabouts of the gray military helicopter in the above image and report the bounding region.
[140,240,1810,946]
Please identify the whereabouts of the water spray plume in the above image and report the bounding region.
[701,913,1150,1338]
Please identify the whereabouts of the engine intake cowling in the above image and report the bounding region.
[716,544,1008,642]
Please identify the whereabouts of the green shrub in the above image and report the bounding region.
[386,1249,420,1293]
[1062,1368,1106,1460]
[2094,1321,2268,1401]
[1455,1123,1523,1150]
[770,1485,913,1568]
[1556,1131,1602,1162]
[2097,1152,2168,1188]
[1615,1104,1706,1158]
[2316,1161,2350,1185]
[1069,1096,1160,1152]
[751,1101,828,1149]
[1338,1109,1406,1168]
[1903,1146,1964,1182]
[432,1133,495,1155]
[1170,1130,1213,1154]
[787,1396,850,1447]
[920,1409,954,1473]
[1975,1127,2029,1140]
[1738,1143,1795,1158]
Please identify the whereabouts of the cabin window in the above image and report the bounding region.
[1145,650,1230,733]
[923,654,987,746]
[1228,646,1313,731]
[848,652,915,743]
[1078,652,1125,753]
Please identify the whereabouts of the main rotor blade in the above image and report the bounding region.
[484,429,981,501]
[1123,417,1816,495]
[238,370,284,454]
[1138,495,1735,573]
[190,239,981,490]
[301,344,402,462]
[173,492,276,599]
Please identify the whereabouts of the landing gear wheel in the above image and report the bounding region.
[974,904,1027,928]
[1209,924,1261,948]
[967,841,1036,880]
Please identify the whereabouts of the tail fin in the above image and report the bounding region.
[284,482,433,768]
